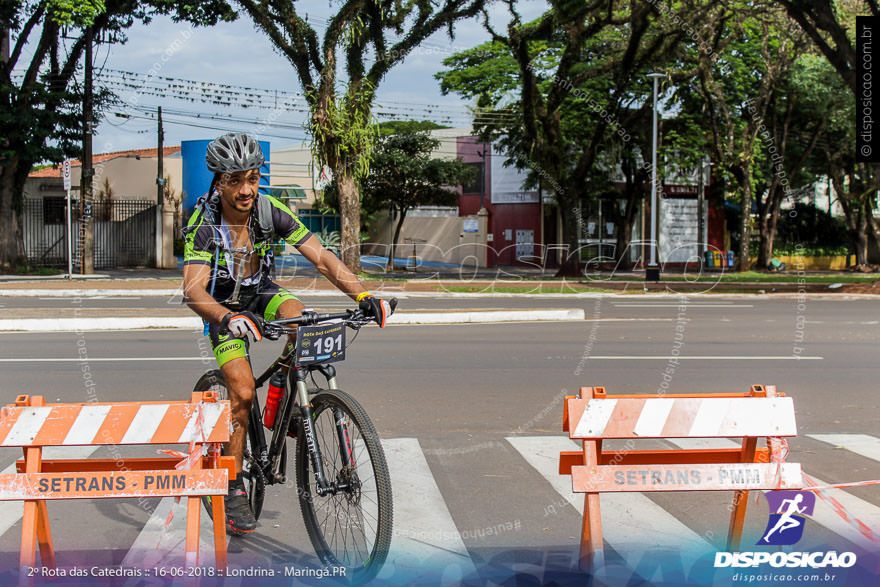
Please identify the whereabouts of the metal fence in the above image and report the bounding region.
[23,198,157,269]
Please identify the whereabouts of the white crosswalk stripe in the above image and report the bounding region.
[506,436,713,577]
[378,438,476,581]
[0,446,100,538]
[119,438,475,582]
[3,432,879,579]
[807,434,880,463]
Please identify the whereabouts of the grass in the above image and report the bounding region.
[639,271,877,284]
[13,266,63,276]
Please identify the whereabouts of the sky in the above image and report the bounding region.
[81,1,548,156]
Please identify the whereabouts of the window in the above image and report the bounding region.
[461,162,484,194]
[43,197,66,224]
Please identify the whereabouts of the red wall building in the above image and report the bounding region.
[457,137,543,267]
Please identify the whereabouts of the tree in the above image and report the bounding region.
[437,0,701,274]
[803,67,880,265]
[672,2,806,270]
[753,54,832,267]
[360,130,474,270]
[378,120,448,136]
[236,0,485,274]
[776,0,874,97]
[0,0,234,270]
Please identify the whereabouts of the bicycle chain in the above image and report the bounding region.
[243,448,269,487]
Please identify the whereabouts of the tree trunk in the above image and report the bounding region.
[555,194,583,277]
[839,193,869,266]
[866,202,880,262]
[736,167,752,271]
[614,218,634,271]
[335,171,362,274]
[757,188,783,269]
[853,219,868,266]
[387,207,407,272]
[0,157,27,271]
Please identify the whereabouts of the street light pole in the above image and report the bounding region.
[697,158,712,259]
[646,72,664,282]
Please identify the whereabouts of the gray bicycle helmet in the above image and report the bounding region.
[205,132,265,174]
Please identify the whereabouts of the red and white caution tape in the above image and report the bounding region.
[154,404,212,536]
[801,473,880,545]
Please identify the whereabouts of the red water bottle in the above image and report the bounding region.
[263,372,286,429]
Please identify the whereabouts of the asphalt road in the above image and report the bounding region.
[0,295,877,584]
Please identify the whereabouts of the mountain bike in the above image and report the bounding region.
[192,301,396,582]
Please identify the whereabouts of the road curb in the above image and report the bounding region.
[0,309,586,332]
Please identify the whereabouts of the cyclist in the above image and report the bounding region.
[182,132,393,535]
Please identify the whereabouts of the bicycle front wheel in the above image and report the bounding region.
[295,388,392,582]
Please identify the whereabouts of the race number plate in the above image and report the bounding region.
[295,322,346,366]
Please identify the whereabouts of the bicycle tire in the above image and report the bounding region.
[193,370,267,523]
[295,388,393,582]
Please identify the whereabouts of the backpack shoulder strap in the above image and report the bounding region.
[255,192,277,241]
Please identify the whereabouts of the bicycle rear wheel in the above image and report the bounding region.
[194,370,266,522]
[295,388,392,582]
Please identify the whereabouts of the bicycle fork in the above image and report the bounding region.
[293,365,356,497]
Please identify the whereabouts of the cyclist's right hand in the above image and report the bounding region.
[358,295,396,328]
[220,311,264,342]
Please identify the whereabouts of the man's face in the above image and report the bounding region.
[217,169,261,214]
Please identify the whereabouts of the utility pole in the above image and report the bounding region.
[79,26,94,274]
[477,147,487,212]
[157,106,165,204]
[697,158,705,258]
[645,72,664,282]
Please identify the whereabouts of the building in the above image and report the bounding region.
[24,131,726,271]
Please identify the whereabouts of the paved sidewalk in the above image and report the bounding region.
[2,263,877,295]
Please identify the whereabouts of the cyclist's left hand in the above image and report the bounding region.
[221,310,264,342]
[359,295,394,327]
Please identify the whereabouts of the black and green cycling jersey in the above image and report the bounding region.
[182,191,312,305]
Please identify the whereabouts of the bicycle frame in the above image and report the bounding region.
[247,341,354,496]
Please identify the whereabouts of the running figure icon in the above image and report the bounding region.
[761,493,807,543]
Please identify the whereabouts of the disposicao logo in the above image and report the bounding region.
[759,490,815,546]
[713,490,857,570]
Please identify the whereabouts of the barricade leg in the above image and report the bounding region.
[211,493,227,568]
[727,436,757,550]
[578,387,605,570]
[20,499,37,573]
[20,440,50,574]
[580,490,604,570]
[35,501,55,568]
[208,447,228,569]
[185,496,201,568]
[579,437,604,570]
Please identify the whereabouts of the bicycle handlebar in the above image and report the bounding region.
[260,298,398,340]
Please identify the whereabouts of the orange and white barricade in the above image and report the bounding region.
[560,384,801,570]
[0,392,233,575]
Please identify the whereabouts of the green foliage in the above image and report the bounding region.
[436,41,522,111]
[0,0,236,268]
[1,1,235,175]
[360,130,475,217]
[315,228,341,255]
[775,203,849,250]
[307,80,379,181]
[378,120,448,136]
[46,0,105,26]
